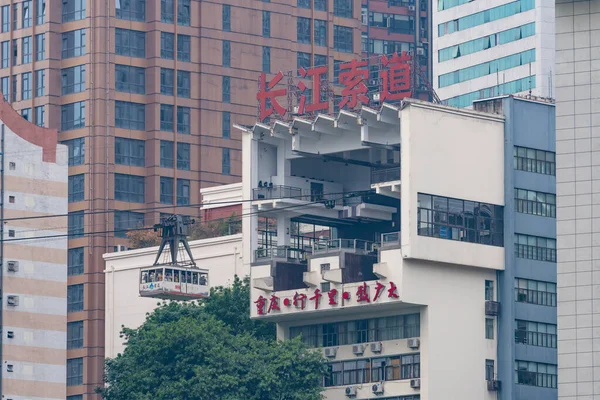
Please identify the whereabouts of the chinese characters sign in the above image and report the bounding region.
[254,280,400,316]
[256,52,412,121]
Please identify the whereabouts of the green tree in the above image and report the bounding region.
[98,278,326,400]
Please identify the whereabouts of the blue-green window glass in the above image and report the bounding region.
[438,49,535,88]
[438,0,470,11]
[438,0,535,36]
[443,76,536,108]
[438,23,535,62]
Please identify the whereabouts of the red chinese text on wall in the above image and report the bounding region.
[256,52,412,122]
[254,281,400,316]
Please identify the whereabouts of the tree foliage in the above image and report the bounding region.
[98,277,326,400]
[127,214,242,249]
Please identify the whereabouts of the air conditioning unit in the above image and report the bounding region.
[416,47,425,56]
[408,338,420,349]
[372,93,381,102]
[485,300,500,316]
[6,364,13,372]
[352,344,366,355]
[7,261,18,272]
[408,5,416,11]
[410,378,421,389]
[370,342,383,353]
[372,382,384,394]
[345,386,357,397]
[7,295,19,306]
[487,379,501,391]
[115,245,129,252]
[324,347,337,358]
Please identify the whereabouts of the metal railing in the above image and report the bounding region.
[515,330,557,348]
[252,185,303,201]
[371,167,400,184]
[381,232,401,247]
[313,238,377,255]
[254,246,309,262]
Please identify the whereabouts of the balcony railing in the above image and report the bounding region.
[254,246,309,262]
[313,238,378,255]
[381,232,401,247]
[371,167,400,184]
[252,185,302,201]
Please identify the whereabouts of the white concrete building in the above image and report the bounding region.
[238,96,557,400]
[432,0,555,107]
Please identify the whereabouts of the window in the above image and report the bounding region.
[115,28,145,58]
[222,4,230,31]
[290,314,420,347]
[160,67,174,95]
[222,76,230,103]
[324,353,420,387]
[439,0,534,31]
[485,280,494,301]
[62,0,85,22]
[67,321,83,349]
[177,70,190,98]
[314,54,327,68]
[177,34,190,61]
[514,146,556,176]
[222,148,230,175]
[514,234,556,262]
[161,0,173,22]
[115,64,144,94]
[11,75,16,101]
[334,25,353,53]
[161,32,174,59]
[298,17,311,43]
[21,36,31,64]
[34,105,43,126]
[13,4,17,30]
[485,318,494,339]
[298,0,310,7]
[68,247,84,276]
[439,49,535,88]
[67,357,83,386]
[315,0,327,10]
[63,137,85,166]
[515,188,556,218]
[515,361,557,388]
[1,41,8,68]
[177,142,190,170]
[21,72,32,100]
[160,104,174,132]
[61,101,85,131]
[177,106,190,134]
[68,174,84,202]
[12,39,17,66]
[262,46,270,73]
[223,40,230,67]
[36,0,45,24]
[0,77,7,102]
[114,210,144,238]
[67,396,83,400]
[61,65,85,95]
[177,0,190,25]
[222,111,230,138]
[22,0,31,27]
[417,193,504,247]
[67,284,83,312]
[1,6,8,32]
[262,11,270,37]
[438,23,535,63]
[21,107,30,121]
[160,177,174,204]
[35,33,44,60]
[445,76,536,108]
[515,278,556,307]
[334,0,352,18]
[115,101,145,130]
[314,19,327,46]
[62,29,86,58]
[298,52,311,73]
[116,0,145,21]
[160,140,173,168]
[515,320,557,348]
[177,179,190,205]
[486,360,495,381]
[114,174,144,203]
[115,137,145,166]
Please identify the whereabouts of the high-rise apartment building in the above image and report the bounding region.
[432,0,555,107]
[0,0,362,397]
[555,0,600,398]
[0,100,68,400]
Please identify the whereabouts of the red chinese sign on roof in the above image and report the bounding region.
[256,52,413,122]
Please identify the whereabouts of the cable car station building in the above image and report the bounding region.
[238,96,557,400]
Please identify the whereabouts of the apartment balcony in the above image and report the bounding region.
[254,245,309,265]
[252,185,302,201]
[371,167,401,199]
